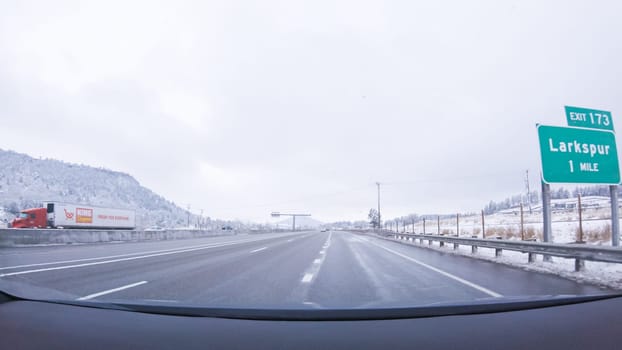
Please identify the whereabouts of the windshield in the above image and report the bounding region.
[17,213,28,219]
[0,1,620,312]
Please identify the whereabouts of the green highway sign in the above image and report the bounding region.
[538,125,620,184]
[565,106,614,131]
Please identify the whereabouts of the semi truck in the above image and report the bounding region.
[10,202,136,229]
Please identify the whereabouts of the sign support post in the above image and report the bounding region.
[542,180,552,261]
[611,185,619,246]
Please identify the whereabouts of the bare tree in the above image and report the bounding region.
[368,208,380,228]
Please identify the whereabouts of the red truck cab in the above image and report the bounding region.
[10,208,48,228]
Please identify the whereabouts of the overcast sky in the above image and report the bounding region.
[1,1,622,223]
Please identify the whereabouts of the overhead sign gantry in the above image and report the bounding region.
[271,212,312,231]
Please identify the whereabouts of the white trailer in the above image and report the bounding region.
[46,202,136,229]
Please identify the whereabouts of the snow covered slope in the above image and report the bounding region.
[0,149,193,228]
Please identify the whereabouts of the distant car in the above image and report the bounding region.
[320,228,328,232]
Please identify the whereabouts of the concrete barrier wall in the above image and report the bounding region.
[0,228,253,247]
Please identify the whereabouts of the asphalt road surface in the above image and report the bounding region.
[0,231,610,308]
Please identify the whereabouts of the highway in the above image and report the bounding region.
[0,231,610,308]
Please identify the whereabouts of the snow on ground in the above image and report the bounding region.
[392,235,622,291]
[388,200,622,290]
[401,201,617,245]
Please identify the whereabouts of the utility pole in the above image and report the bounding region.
[376,182,381,230]
[199,209,204,230]
[525,170,533,214]
[186,204,191,228]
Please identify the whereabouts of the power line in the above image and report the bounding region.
[381,171,520,187]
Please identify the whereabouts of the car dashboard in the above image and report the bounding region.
[1,292,620,349]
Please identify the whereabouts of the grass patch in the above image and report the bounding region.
[575,223,611,243]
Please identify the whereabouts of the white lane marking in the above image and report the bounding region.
[0,237,283,277]
[364,239,502,298]
[299,231,333,286]
[302,300,321,308]
[77,281,148,301]
[0,244,222,271]
[0,236,288,271]
[250,247,267,253]
[287,239,294,242]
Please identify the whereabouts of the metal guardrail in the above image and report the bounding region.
[0,228,299,247]
[390,233,622,271]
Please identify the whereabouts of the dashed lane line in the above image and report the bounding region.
[0,236,292,277]
[77,281,148,301]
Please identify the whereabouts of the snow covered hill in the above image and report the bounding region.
[0,149,194,228]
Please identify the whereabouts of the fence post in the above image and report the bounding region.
[454,214,460,250]
[575,259,585,272]
[528,252,536,263]
[495,236,502,257]
[481,210,485,239]
[423,218,426,235]
[578,194,584,243]
[520,203,525,240]
[437,216,440,235]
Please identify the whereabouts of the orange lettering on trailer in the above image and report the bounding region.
[76,208,93,224]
